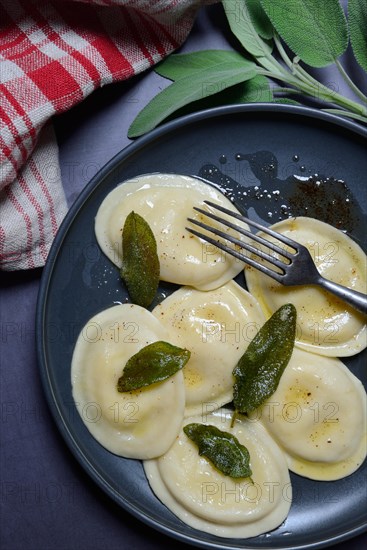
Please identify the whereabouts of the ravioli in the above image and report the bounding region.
[71,304,185,459]
[95,173,249,290]
[144,409,291,538]
[253,347,367,480]
[152,281,266,417]
[244,217,367,356]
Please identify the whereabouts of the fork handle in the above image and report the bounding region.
[318,277,367,315]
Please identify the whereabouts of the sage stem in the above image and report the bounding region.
[335,59,367,104]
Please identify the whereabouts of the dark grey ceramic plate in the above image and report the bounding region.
[36,105,367,550]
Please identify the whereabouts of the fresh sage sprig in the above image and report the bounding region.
[128,0,367,137]
[117,341,190,392]
[120,211,160,308]
[183,423,253,480]
[232,303,297,417]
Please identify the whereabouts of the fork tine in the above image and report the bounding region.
[187,217,288,273]
[193,205,293,261]
[185,226,284,283]
[204,200,299,252]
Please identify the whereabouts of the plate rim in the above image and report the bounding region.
[36,103,367,550]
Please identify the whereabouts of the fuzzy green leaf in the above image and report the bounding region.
[233,304,297,414]
[120,211,159,308]
[260,0,348,68]
[164,75,272,120]
[117,341,190,392]
[246,0,274,39]
[222,0,274,65]
[184,423,252,479]
[229,74,272,102]
[349,0,367,72]
[155,50,246,81]
[128,61,257,137]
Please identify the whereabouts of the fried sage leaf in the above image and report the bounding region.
[117,341,190,392]
[120,211,159,308]
[233,303,297,414]
[183,423,252,479]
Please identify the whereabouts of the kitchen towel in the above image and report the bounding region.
[0,0,216,270]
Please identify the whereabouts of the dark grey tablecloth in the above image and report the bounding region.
[1,4,366,549]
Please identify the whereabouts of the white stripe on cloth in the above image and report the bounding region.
[0,123,67,270]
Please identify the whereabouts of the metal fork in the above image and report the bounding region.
[186,200,367,315]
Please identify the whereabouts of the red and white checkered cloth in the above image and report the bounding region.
[0,0,216,270]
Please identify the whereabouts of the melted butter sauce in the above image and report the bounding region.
[198,151,365,248]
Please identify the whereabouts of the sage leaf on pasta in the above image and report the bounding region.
[120,211,159,308]
[233,303,297,414]
[117,341,190,392]
[184,423,252,479]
